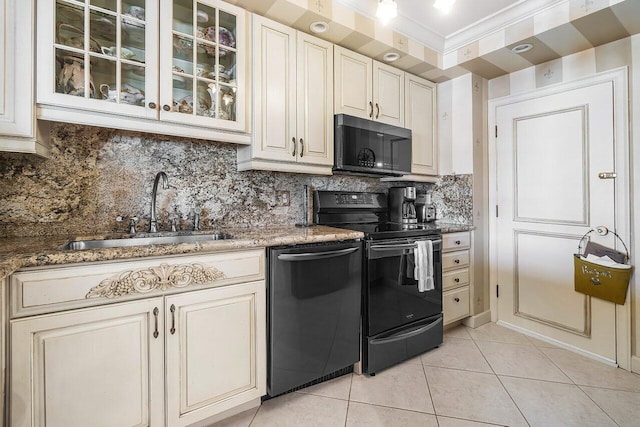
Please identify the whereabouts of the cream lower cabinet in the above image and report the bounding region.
[334,46,404,127]
[442,231,472,325]
[237,15,333,174]
[11,297,166,427]
[166,282,265,427]
[8,250,266,427]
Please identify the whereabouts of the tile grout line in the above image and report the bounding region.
[420,360,438,421]
[536,345,581,386]
[247,405,260,426]
[343,373,354,427]
[575,384,623,427]
[436,414,510,427]
[469,331,533,427]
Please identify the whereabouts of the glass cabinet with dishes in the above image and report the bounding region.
[37,0,159,119]
[36,0,247,134]
[162,0,245,131]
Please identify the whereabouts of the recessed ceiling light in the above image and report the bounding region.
[376,0,398,26]
[309,21,329,34]
[433,0,456,14]
[383,52,400,62]
[511,43,533,54]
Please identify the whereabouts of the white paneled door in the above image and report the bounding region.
[494,74,629,363]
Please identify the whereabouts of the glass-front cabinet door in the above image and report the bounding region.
[37,0,159,119]
[161,0,246,132]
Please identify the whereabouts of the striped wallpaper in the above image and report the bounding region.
[225,0,640,81]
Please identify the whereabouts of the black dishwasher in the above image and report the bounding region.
[267,240,362,396]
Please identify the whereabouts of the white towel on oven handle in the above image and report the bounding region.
[415,240,434,292]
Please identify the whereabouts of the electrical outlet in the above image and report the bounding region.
[275,190,290,207]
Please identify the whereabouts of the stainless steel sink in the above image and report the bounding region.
[62,232,234,251]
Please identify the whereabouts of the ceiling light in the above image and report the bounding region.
[383,52,400,62]
[511,43,533,54]
[433,0,456,14]
[376,0,398,26]
[309,21,329,34]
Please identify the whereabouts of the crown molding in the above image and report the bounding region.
[334,0,565,55]
[443,0,565,53]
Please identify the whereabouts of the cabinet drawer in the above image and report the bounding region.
[443,287,470,325]
[10,250,265,318]
[443,269,470,291]
[443,232,470,251]
[442,251,470,271]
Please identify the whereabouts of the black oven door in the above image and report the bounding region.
[366,237,442,336]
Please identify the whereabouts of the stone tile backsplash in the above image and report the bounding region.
[0,124,472,237]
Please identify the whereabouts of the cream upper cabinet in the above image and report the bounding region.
[237,15,333,175]
[165,282,266,427]
[372,61,404,126]
[335,46,404,127]
[334,46,372,120]
[406,74,437,176]
[36,0,250,144]
[0,0,49,156]
[11,298,165,427]
[437,74,474,175]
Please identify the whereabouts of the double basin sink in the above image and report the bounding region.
[63,232,234,251]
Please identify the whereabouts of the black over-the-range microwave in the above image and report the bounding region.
[333,114,412,177]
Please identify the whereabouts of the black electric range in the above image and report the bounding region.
[314,191,443,374]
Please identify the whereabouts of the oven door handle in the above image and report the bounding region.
[370,240,442,252]
[370,243,417,251]
[370,317,443,345]
[277,247,359,261]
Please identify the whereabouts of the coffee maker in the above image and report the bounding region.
[416,192,436,223]
[389,187,417,224]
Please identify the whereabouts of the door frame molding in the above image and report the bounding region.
[487,67,631,370]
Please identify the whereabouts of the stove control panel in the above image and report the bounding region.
[335,193,374,205]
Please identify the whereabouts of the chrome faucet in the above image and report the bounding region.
[150,171,169,233]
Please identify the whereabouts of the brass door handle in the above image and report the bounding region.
[375,103,380,119]
[170,304,176,335]
[299,138,304,157]
[153,307,159,338]
[291,137,297,157]
[369,101,374,118]
[598,172,617,179]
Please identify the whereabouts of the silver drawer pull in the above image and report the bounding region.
[170,304,176,335]
[153,307,159,339]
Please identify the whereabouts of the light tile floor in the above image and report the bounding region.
[212,322,640,427]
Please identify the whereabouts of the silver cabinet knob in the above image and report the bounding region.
[163,104,171,111]
[148,102,157,109]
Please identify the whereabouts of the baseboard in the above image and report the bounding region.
[462,310,492,328]
[497,321,618,367]
[632,356,640,374]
